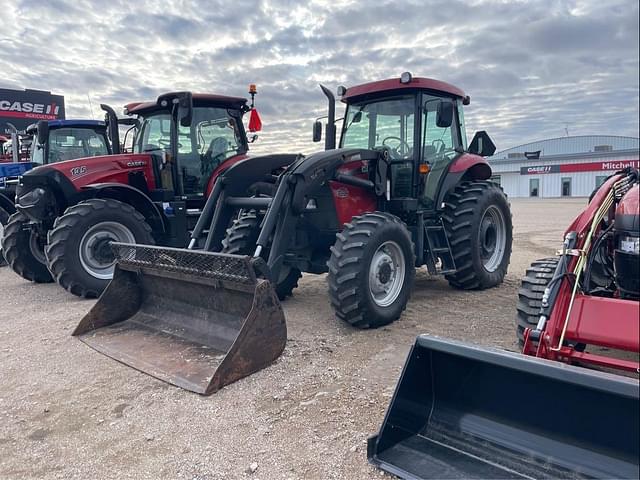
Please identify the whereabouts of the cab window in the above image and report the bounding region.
[41,128,109,164]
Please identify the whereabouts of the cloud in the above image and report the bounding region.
[0,0,637,155]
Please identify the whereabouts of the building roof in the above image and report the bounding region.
[493,135,639,160]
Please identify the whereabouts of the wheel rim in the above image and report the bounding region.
[369,240,406,307]
[479,205,506,272]
[79,221,136,279]
[29,231,48,265]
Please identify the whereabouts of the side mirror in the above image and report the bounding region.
[312,121,322,142]
[468,131,496,157]
[436,100,454,128]
[36,120,49,146]
[177,92,193,127]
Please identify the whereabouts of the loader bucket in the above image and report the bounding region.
[368,336,639,479]
[73,243,286,395]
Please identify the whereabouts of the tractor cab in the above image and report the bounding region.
[125,92,252,204]
[27,119,111,166]
[316,73,496,211]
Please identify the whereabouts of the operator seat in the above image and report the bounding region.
[200,137,229,188]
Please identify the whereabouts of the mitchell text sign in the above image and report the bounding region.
[521,159,639,175]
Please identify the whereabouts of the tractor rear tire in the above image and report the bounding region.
[0,207,9,266]
[45,198,154,298]
[515,257,558,346]
[221,212,301,300]
[328,212,415,329]
[443,180,512,289]
[1,211,53,282]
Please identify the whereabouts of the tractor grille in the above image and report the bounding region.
[111,243,257,285]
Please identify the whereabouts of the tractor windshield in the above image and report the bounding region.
[30,127,109,166]
[341,96,415,160]
[133,107,245,195]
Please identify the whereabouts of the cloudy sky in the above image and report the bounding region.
[1,0,638,154]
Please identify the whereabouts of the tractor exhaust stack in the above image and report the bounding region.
[369,336,639,479]
[73,243,286,395]
[320,84,336,150]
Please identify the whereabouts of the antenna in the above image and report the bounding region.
[564,122,570,137]
[87,93,96,118]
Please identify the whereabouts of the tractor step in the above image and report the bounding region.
[424,221,456,275]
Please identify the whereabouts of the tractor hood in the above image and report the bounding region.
[17,153,156,222]
[21,153,154,191]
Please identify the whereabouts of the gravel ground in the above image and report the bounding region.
[0,198,587,479]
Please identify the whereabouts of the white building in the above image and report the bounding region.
[488,135,639,198]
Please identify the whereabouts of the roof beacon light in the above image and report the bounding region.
[400,72,412,84]
[337,85,347,97]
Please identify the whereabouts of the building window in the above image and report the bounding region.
[529,178,539,197]
[595,175,608,189]
[594,145,613,152]
[561,177,572,197]
[490,175,501,185]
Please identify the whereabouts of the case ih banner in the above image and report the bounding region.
[0,88,65,134]
[521,159,639,175]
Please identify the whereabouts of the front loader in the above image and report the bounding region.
[368,169,639,478]
[74,73,512,394]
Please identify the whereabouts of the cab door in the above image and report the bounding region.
[419,95,464,210]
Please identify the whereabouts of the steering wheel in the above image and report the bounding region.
[157,138,183,149]
[431,139,446,154]
[382,136,410,158]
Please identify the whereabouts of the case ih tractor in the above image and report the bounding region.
[367,169,639,479]
[1,117,115,266]
[72,73,513,395]
[517,168,639,371]
[2,90,272,297]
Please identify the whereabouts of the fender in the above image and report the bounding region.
[83,183,165,234]
[0,192,15,214]
[436,152,493,209]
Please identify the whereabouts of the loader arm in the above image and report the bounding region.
[255,149,379,280]
[522,169,640,371]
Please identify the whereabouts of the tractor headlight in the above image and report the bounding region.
[19,187,46,206]
[619,236,640,254]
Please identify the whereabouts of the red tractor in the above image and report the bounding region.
[518,167,639,372]
[2,90,280,298]
[71,73,513,395]
[366,168,639,480]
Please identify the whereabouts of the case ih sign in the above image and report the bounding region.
[0,88,65,134]
[521,159,639,175]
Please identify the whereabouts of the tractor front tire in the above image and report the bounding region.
[1,211,53,282]
[0,207,10,266]
[45,198,154,298]
[515,257,558,346]
[221,212,301,300]
[443,180,512,290]
[328,212,415,329]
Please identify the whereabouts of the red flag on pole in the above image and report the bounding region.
[248,108,262,132]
